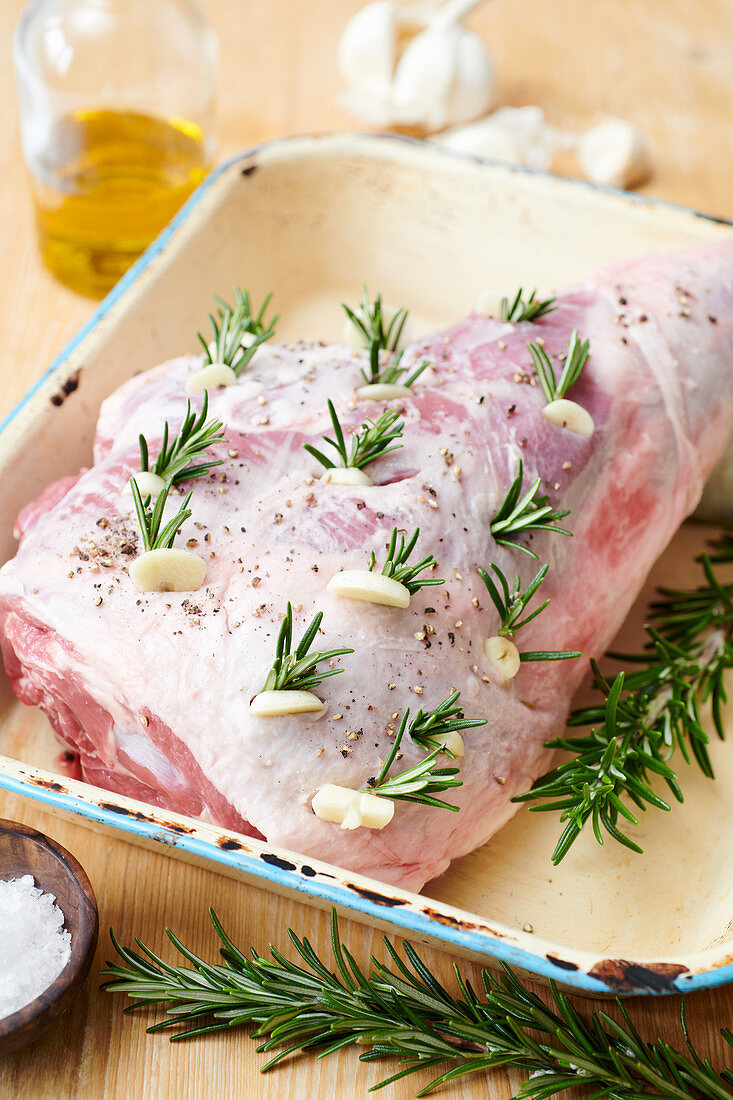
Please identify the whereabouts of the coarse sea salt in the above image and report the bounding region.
[0,875,71,1019]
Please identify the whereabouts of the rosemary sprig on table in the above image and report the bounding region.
[101,908,733,1100]
[478,563,581,663]
[304,400,403,471]
[500,288,557,324]
[514,532,733,864]
[369,527,444,594]
[528,329,590,404]
[197,287,277,376]
[367,709,463,810]
[343,287,409,353]
[130,480,193,553]
[407,690,487,757]
[490,460,572,559]
[261,602,353,692]
[139,393,226,485]
[361,343,429,387]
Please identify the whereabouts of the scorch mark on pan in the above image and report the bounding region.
[589,958,689,992]
[50,371,80,407]
[347,884,408,907]
[546,954,579,972]
[97,801,196,834]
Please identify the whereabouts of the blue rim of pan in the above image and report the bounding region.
[1,133,731,998]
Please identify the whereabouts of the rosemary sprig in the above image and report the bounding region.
[130,479,193,553]
[343,287,409,353]
[407,690,487,757]
[490,460,572,560]
[500,288,557,324]
[477,563,581,663]
[528,329,590,404]
[139,392,226,485]
[261,602,353,692]
[102,908,733,1100]
[367,709,462,810]
[197,287,277,376]
[361,342,429,387]
[304,400,403,471]
[369,527,444,594]
[514,534,733,864]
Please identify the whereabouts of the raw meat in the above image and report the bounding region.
[1,240,733,892]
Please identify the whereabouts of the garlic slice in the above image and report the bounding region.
[484,635,521,680]
[129,548,206,593]
[327,569,411,608]
[475,288,504,319]
[185,363,237,394]
[124,471,167,499]
[431,729,465,758]
[249,689,326,717]
[357,382,411,401]
[312,783,395,830]
[542,399,595,437]
[320,468,373,487]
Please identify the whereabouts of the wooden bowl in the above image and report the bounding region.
[0,819,98,1056]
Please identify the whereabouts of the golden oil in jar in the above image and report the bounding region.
[29,109,210,298]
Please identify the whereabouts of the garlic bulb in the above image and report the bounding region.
[338,0,494,133]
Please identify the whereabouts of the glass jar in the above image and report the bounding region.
[14,0,218,298]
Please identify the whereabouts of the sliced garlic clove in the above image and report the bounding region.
[312,783,395,830]
[240,330,257,348]
[124,471,167,499]
[185,363,238,394]
[475,288,505,318]
[327,569,411,608]
[320,467,373,487]
[484,635,521,680]
[129,548,206,593]
[249,689,326,717]
[577,116,651,190]
[431,729,465,757]
[356,382,411,400]
[542,399,595,437]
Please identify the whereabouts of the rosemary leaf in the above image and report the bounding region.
[130,480,193,553]
[102,909,733,1100]
[261,602,353,692]
[197,287,277,376]
[500,288,557,324]
[369,527,444,594]
[140,392,226,485]
[304,401,404,472]
[528,329,590,404]
[490,460,572,560]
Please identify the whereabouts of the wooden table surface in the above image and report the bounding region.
[2,1,733,1095]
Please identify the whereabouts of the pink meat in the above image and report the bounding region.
[1,240,733,891]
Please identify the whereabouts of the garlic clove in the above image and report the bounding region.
[484,635,521,680]
[337,0,396,101]
[475,288,505,319]
[129,548,206,593]
[185,363,237,394]
[249,690,326,717]
[356,382,411,401]
[542,399,595,437]
[577,116,651,190]
[312,783,395,830]
[320,468,373,487]
[327,569,411,608]
[124,471,167,499]
[392,22,493,131]
[431,729,465,757]
[441,26,494,130]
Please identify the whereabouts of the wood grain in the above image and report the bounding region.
[1,0,733,1094]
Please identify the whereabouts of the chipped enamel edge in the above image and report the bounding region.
[1,133,733,998]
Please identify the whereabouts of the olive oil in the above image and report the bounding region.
[30,110,210,298]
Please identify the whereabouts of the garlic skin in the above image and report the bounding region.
[577,116,651,190]
[338,1,494,133]
[435,106,563,170]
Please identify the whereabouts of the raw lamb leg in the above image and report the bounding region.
[1,239,733,892]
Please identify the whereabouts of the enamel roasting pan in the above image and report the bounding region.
[1,133,733,997]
